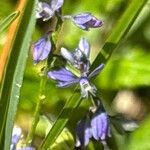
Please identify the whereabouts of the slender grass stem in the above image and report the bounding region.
[25,68,47,145]
[25,15,63,146]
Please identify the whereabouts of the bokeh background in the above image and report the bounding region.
[0,0,150,149]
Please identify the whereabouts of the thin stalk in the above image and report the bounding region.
[25,15,64,145]
[25,73,47,144]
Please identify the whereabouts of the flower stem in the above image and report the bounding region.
[25,70,47,145]
[25,15,63,146]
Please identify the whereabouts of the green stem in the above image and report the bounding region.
[25,15,63,146]
[25,71,47,145]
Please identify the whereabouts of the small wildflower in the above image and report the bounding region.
[48,63,104,98]
[91,110,110,141]
[76,117,91,147]
[61,37,90,71]
[11,126,35,150]
[64,12,103,30]
[11,126,22,150]
[48,37,104,97]
[33,34,51,63]
[75,108,110,148]
[36,0,64,21]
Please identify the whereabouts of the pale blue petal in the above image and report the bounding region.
[78,37,90,58]
[60,47,75,63]
[33,35,51,63]
[88,63,104,78]
[57,79,79,87]
[50,0,64,11]
[48,68,77,82]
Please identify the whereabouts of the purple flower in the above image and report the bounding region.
[64,12,103,30]
[11,126,35,150]
[76,117,92,147]
[11,126,22,149]
[61,37,90,72]
[33,34,51,63]
[18,147,36,150]
[48,37,104,97]
[91,110,110,141]
[75,109,110,148]
[48,63,104,97]
[36,0,64,21]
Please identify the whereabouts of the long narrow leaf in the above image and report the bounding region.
[91,0,147,69]
[0,0,37,149]
[0,11,19,33]
[39,0,147,149]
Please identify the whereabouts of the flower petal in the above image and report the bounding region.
[76,118,92,147]
[57,79,79,87]
[18,147,35,150]
[91,112,102,140]
[91,110,109,141]
[11,126,22,145]
[73,12,92,25]
[48,68,77,82]
[88,63,104,78]
[33,35,51,63]
[72,12,103,30]
[50,0,64,11]
[78,37,90,58]
[36,2,54,21]
[60,47,75,64]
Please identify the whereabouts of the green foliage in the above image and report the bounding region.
[0,0,149,149]
[39,0,147,149]
[0,0,37,149]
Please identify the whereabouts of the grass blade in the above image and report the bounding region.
[0,0,37,149]
[91,0,147,69]
[0,11,19,33]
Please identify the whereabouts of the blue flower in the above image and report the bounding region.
[11,126,35,150]
[36,0,64,21]
[48,37,104,97]
[75,109,110,148]
[33,34,51,63]
[91,110,110,141]
[64,13,103,30]
[11,126,22,150]
[48,63,104,98]
[60,37,90,72]
[76,117,92,147]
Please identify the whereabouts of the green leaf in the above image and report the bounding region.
[91,0,147,69]
[40,92,82,149]
[0,11,19,33]
[97,47,150,89]
[39,0,147,149]
[0,0,37,149]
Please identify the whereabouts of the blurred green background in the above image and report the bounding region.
[0,0,150,149]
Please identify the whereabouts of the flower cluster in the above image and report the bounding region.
[11,126,35,150]
[32,0,111,149]
[76,108,110,147]
[48,37,104,98]
[33,0,103,63]
[36,0,64,21]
